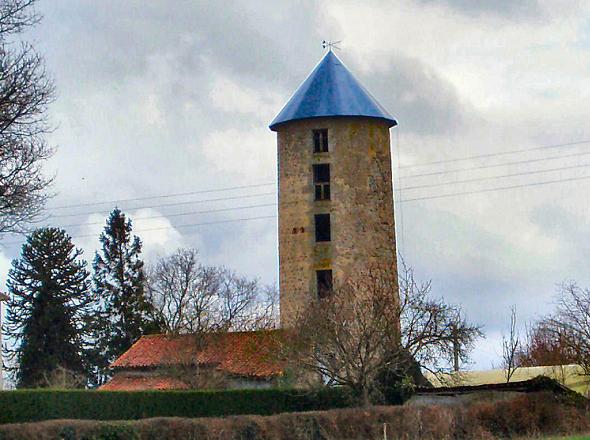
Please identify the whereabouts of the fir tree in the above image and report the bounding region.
[4,227,92,388]
[93,209,158,371]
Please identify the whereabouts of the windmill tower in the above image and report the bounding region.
[269,50,398,326]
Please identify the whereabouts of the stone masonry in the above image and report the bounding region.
[276,116,397,326]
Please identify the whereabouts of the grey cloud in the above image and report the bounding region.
[354,54,469,135]
[0,0,586,370]
[10,1,289,277]
[415,0,543,19]
[34,0,331,140]
[35,1,324,94]
[400,202,562,332]
[529,204,590,278]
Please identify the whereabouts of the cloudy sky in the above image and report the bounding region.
[1,0,590,369]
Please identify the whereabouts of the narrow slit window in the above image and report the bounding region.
[316,270,333,298]
[313,164,330,201]
[313,129,329,153]
[314,213,331,242]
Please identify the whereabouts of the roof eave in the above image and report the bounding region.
[269,114,397,132]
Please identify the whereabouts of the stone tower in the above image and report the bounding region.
[269,51,398,327]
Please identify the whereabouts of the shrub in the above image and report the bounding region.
[462,392,590,439]
[0,387,364,425]
[0,392,588,440]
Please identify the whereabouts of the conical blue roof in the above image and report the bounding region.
[269,51,397,131]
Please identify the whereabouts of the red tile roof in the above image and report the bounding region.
[100,374,189,391]
[110,330,284,378]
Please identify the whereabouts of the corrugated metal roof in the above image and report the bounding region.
[269,51,397,131]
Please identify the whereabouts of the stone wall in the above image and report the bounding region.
[275,116,397,326]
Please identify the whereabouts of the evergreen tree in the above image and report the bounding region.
[93,209,158,371]
[4,227,92,388]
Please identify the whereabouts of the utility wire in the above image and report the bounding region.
[57,203,277,229]
[28,172,590,236]
[397,162,590,191]
[4,172,589,246]
[46,182,275,210]
[52,173,590,230]
[400,173,590,203]
[399,139,590,169]
[34,165,590,227]
[45,192,276,219]
[37,139,590,215]
[47,160,590,228]
[50,161,590,229]
[1,215,278,246]
[5,140,588,245]
[401,150,590,180]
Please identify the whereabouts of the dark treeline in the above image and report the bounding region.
[3,208,278,388]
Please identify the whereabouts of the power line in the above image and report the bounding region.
[400,150,590,180]
[33,168,590,228]
[46,173,590,232]
[30,170,589,231]
[46,182,275,210]
[4,139,588,245]
[58,203,277,229]
[397,162,590,191]
[398,139,590,169]
[400,173,590,203]
[34,140,590,217]
[44,192,276,219]
[3,172,588,247]
[24,173,590,240]
[1,215,278,246]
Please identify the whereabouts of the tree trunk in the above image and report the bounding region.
[361,387,371,407]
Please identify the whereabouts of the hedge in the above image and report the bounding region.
[0,391,588,440]
[0,387,358,424]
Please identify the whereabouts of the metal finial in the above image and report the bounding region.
[322,40,341,52]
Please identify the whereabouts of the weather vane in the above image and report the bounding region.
[322,40,341,52]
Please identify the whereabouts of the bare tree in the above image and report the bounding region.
[399,261,482,377]
[146,249,219,334]
[215,269,261,331]
[0,0,55,236]
[252,283,280,330]
[501,306,521,383]
[0,1,40,35]
[517,320,575,368]
[285,262,482,405]
[146,248,279,334]
[541,282,590,376]
[285,264,402,406]
[145,249,280,390]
